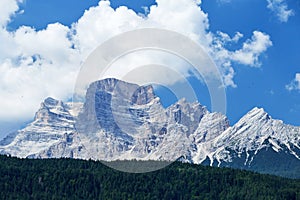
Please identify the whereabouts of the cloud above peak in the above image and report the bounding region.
[0,0,273,122]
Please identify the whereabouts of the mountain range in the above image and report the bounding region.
[0,78,299,177]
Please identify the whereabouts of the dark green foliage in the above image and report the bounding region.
[0,155,299,200]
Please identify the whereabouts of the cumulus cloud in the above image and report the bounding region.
[267,0,294,22]
[0,0,22,26]
[73,1,271,88]
[0,0,272,122]
[210,31,272,87]
[0,23,81,121]
[216,31,243,44]
[214,31,273,68]
[286,73,300,91]
[231,31,272,67]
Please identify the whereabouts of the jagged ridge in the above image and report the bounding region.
[0,78,299,177]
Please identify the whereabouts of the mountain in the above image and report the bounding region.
[203,107,300,177]
[0,97,81,157]
[0,78,299,177]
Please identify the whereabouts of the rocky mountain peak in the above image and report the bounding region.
[248,107,268,116]
[1,78,299,177]
[34,97,73,123]
[131,85,156,105]
[86,78,157,104]
[76,78,161,137]
[236,107,271,126]
[44,97,59,107]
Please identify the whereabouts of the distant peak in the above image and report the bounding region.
[178,98,187,103]
[131,84,156,105]
[41,97,66,111]
[86,78,158,106]
[250,107,265,113]
[44,97,59,106]
[243,107,271,121]
[88,78,139,94]
[249,107,267,114]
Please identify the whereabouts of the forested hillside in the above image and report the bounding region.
[0,155,299,200]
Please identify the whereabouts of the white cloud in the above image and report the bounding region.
[73,1,145,59]
[210,30,272,87]
[286,73,300,91]
[267,0,294,22]
[0,0,22,26]
[231,31,272,67]
[73,0,211,59]
[0,0,272,123]
[221,62,236,88]
[216,31,243,44]
[0,16,80,121]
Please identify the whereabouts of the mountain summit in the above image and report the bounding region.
[0,78,299,177]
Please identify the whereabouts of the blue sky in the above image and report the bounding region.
[0,0,299,138]
[201,0,300,125]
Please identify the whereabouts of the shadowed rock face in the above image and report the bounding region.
[35,97,74,123]
[76,78,157,137]
[131,85,156,105]
[0,78,299,177]
[0,96,76,158]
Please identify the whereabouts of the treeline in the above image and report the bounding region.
[0,155,299,200]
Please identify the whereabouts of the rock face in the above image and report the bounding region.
[0,78,299,177]
[0,97,81,157]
